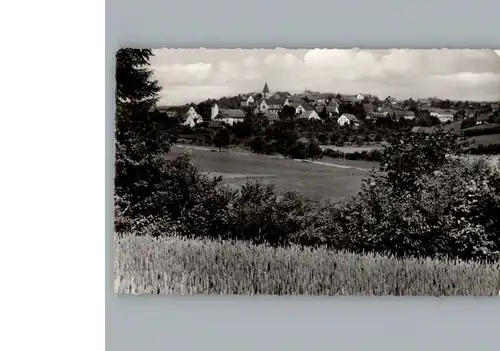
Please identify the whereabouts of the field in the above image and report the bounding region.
[114,235,500,296]
[167,145,377,200]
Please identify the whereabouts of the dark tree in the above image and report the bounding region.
[308,137,323,161]
[279,105,296,120]
[213,127,231,151]
[249,136,268,154]
[114,48,173,232]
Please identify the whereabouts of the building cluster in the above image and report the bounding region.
[162,82,500,129]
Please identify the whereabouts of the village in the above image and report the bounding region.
[159,82,500,133]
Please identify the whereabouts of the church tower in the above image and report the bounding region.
[262,82,271,99]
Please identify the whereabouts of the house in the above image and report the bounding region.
[340,94,357,105]
[262,82,271,99]
[305,95,319,104]
[290,102,311,115]
[362,103,375,113]
[428,108,455,123]
[265,98,289,113]
[365,111,388,121]
[258,99,269,113]
[265,112,280,124]
[380,106,395,117]
[240,95,255,107]
[476,113,492,125]
[181,106,203,128]
[325,105,339,117]
[214,108,245,126]
[315,96,328,104]
[337,113,360,127]
[418,98,431,107]
[297,110,321,121]
[395,110,416,120]
[210,103,220,120]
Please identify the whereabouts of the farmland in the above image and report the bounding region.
[114,234,500,296]
[167,145,377,200]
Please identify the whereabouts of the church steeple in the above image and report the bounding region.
[262,82,270,98]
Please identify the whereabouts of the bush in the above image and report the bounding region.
[463,124,500,138]
[249,136,268,154]
[328,143,500,262]
[461,118,476,129]
[323,149,383,162]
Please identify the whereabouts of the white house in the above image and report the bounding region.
[182,106,203,128]
[337,113,360,127]
[429,108,455,123]
[289,102,309,115]
[297,110,321,121]
[259,99,269,113]
[265,98,289,114]
[395,110,416,120]
[240,95,255,108]
[210,103,219,120]
[214,108,245,126]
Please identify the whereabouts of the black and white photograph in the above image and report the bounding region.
[114,48,500,296]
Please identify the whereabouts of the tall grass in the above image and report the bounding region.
[114,234,500,296]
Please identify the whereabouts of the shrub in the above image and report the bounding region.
[249,136,268,154]
[461,118,476,129]
[330,147,500,262]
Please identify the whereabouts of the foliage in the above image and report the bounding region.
[335,147,500,262]
[461,118,477,129]
[462,124,500,138]
[213,127,231,150]
[249,136,268,154]
[377,130,464,193]
[115,234,500,296]
[114,48,173,232]
[323,149,383,162]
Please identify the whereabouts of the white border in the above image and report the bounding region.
[0,1,104,351]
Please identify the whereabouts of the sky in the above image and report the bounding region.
[149,48,500,106]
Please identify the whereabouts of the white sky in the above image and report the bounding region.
[150,48,500,106]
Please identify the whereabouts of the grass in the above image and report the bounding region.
[167,145,376,200]
[114,234,500,296]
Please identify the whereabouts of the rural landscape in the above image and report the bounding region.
[114,48,500,296]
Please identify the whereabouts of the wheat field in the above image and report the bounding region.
[114,234,500,296]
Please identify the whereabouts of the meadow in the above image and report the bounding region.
[167,145,377,200]
[114,234,500,296]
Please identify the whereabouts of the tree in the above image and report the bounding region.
[249,136,268,154]
[213,127,231,151]
[114,48,173,233]
[379,130,463,194]
[308,137,323,161]
[279,105,296,120]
